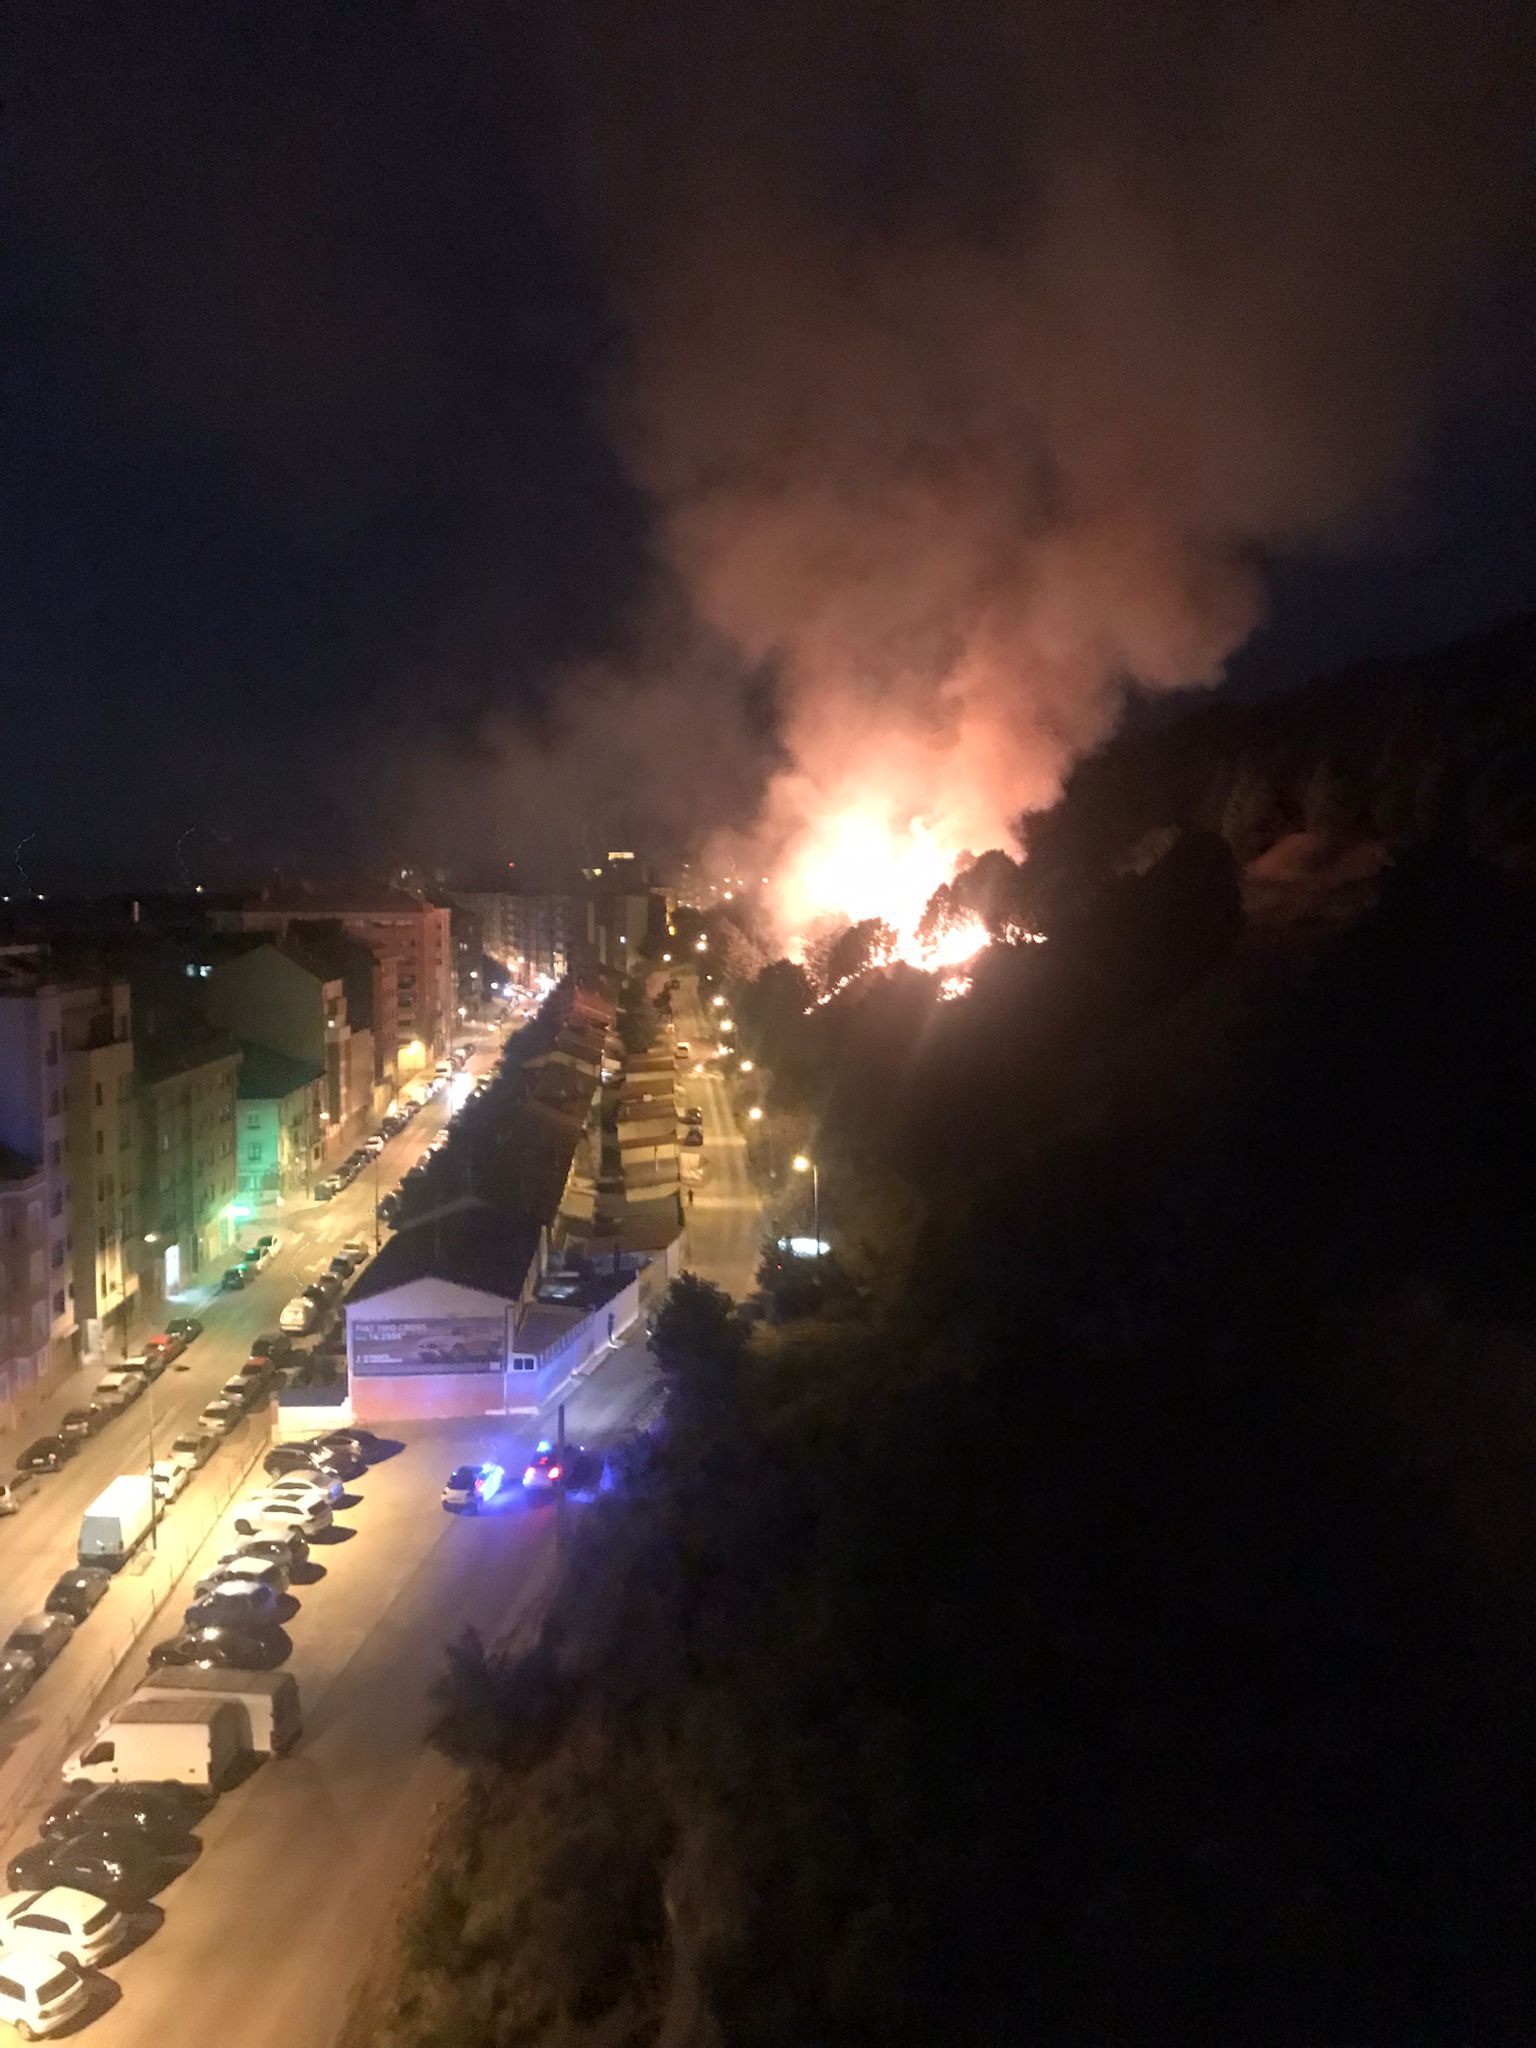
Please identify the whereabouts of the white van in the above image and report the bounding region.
[63,1696,246,1790]
[141,1668,302,1756]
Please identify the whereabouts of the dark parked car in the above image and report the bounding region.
[304,1275,341,1306]
[0,1650,38,1715]
[249,1333,292,1364]
[228,1532,309,1571]
[376,1194,399,1225]
[220,1266,248,1291]
[314,1175,341,1201]
[683,1106,704,1126]
[148,1625,289,1671]
[264,1440,363,1482]
[41,1782,204,1847]
[59,1407,104,1442]
[7,1830,167,1904]
[44,1567,111,1625]
[15,1437,71,1473]
[307,1427,383,1463]
[4,1614,75,1673]
[327,1253,356,1279]
[683,1127,704,1147]
[164,1315,203,1344]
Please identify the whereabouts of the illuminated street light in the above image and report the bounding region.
[748,1105,763,1122]
[662,953,672,963]
[792,1153,821,1253]
[695,938,707,953]
[739,1058,754,1073]
[719,1017,734,1033]
[712,995,725,1008]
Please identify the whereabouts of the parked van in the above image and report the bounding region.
[141,1668,302,1756]
[77,1474,156,1570]
[62,1696,246,1790]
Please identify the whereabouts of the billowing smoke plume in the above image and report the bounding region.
[449,0,1532,933]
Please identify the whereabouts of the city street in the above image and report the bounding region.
[673,978,765,1299]
[0,1036,499,1658]
[0,993,763,2047]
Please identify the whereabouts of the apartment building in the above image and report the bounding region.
[136,1030,241,1308]
[0,1148,50,1434]
[205,940,362,1152]
[63,978,137,1357]
[214,885,452,1067]
[0,958,135,1368]
[235,1043,325,1204]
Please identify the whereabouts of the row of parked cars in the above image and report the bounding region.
[277,1237,369,1336]
[0,1426,388,2036]
[314,1094,427,1203]
[1,1316,208,1516]
[217,1231,281,1293]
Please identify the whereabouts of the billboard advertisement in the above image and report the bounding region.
[351,1315,506,1376]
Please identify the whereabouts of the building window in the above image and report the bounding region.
[53,1289,64,1316]
[50,1242,63,1268]
[95,1129,104,1156]
[49,1190,62,1218]
[49,1142,60,1169]
[48,1089,59,1117]
[98,1227,107,1254]
[95,1081,103,1108]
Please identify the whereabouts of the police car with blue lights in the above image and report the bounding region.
[521,1441,599,1496]
[441,1462,505,1513]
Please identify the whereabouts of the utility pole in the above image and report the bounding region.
[555,1398,567,1557]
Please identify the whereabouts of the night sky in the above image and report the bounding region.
[4,2,1533,891]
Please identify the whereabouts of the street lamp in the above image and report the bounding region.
[792,1153,820,1256]
[748,1105,763,1121]
[719,1017,734,1034]
[739,1058,754,1073]
[712,994,725,1008]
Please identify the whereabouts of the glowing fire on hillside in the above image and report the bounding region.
[779,805,1046,1012]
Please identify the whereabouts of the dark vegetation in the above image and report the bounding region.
[373,623,1536,2045]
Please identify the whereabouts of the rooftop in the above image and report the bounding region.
[137,1025,242,1085]
[347,1197,540,1306]
[234,1040,325,1101]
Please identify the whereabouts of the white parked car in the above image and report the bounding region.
[150,1460,188,1504]
[0,1885,124,1969]
[198,1399,242,1437]
[363,1134,385,1155]
[232,1496,332,1539]
[91,1370,146,1410]
[339,1240,368,1265]
[265,1469,344,1507]
[0,1945,91,2037]
[278,1296,316,1335]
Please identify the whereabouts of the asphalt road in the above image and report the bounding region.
[0,1032,503,1738]
[4,994,763,2047]
[673,980,765,1299]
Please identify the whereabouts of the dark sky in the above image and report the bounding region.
[3,2,1532,891]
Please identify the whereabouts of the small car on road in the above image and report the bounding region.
[441,1462,505,1513]
[7,1830,166,1905]
[0,1651,38,1717]
[14,1439,71,1475]
[0,1942,92,2037]
[183,1580,280,1632]
[0,1881,127,1968]
[168,1431,215,1473]
[164,1316,203,1345]
[58,1409,103,1443]
[148,1625,289,1672]
[197,1399,242,1437]
[43,1570,110,1627]
[3,1616,74,1677]
[521,1442,599,1497]
[42,1783,205,1846]
[91,1370,146,1410]
[233,1495,332,1540]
